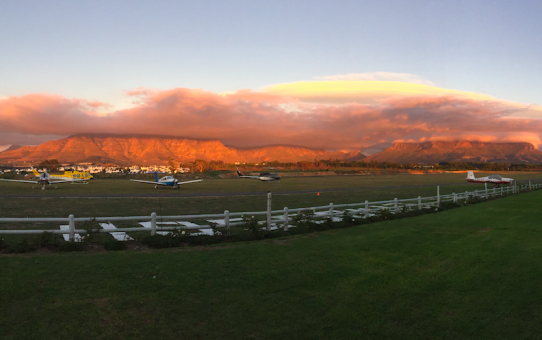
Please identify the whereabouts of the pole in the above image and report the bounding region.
[224,210,230,232]
[437,186,440,207]
[151,212,157,236]
[329,203,334,220]
[485,183,488,198]
[68,214,75,242]
[365,200,370,218]
[283,207,289,231]
[418,196,421,210]
[266,192,272,231]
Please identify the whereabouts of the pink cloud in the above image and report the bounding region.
[1,89,541,154]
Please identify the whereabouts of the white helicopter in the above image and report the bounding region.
[236,167,281,181]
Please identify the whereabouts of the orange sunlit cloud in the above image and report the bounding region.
[1,81,542,154]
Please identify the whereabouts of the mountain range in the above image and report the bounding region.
[363,141,542,164]
[1,136,542,165]
[0,134,364,165]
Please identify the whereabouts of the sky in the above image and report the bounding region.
[1,0,541,154]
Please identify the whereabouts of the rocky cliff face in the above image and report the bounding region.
[363,141,542,164]
[0,135,365,165]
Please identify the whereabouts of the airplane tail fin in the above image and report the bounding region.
[30,166,40,177]
[467,171,475,180]
[236,167,243,177]
[154,172,159,182]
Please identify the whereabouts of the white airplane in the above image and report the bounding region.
[466,171,514,188]
[0,169,87,190]
[130,172,202,189]
[236,167,281,181]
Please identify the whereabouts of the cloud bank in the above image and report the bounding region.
[314,72,435,86]
[1,81,542,154]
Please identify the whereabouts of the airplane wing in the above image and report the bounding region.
[49,179,88,184]
[130,179,170,186]
[0,178,40,184]
[177,179,203,185]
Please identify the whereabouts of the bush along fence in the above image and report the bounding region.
[0,181,540,248]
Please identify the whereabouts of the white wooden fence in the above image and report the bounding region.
[0,182,539,241]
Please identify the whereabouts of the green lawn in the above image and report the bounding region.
[2,191,542,339]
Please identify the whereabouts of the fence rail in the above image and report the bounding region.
[0,182,539,241]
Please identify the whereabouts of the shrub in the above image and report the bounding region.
[80,219,101,243]
[141,235,181,249]
[241,215,260,234]
[35,231,57,248]
[377,208,393,220]
[293,209,316,229]
[5,238,38,254]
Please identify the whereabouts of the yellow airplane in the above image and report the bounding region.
[31,167,93,183]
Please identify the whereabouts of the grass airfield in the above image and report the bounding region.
[0,171,541,219]
[2,189,542,339]
[1,171,541,196]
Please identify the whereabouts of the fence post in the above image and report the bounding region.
[151,212,157,236]
[493,187,496,197]
[365,200,370,217]
[501,187,503,196]
[529,180,532,190]
[485,183,488,198]
[68,214,75,242]
[266,191,272,231]
[437,186,440,207]
[418,196,421,210]
[283,207,289,231]
[329,203,334,220]
[224,210,230,232]
[453,192,456,203]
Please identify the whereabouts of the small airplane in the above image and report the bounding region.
[236,167,281,181]
[466,171,514,188]
[31,167,93,183]
[130,172,203,189]
[0,168,88,190]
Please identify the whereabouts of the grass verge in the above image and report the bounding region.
[1,191,542,339]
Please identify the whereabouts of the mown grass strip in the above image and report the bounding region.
[2,191,542,339]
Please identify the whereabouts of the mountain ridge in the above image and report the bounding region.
[364,141,542,164]
[0,135,365,165]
